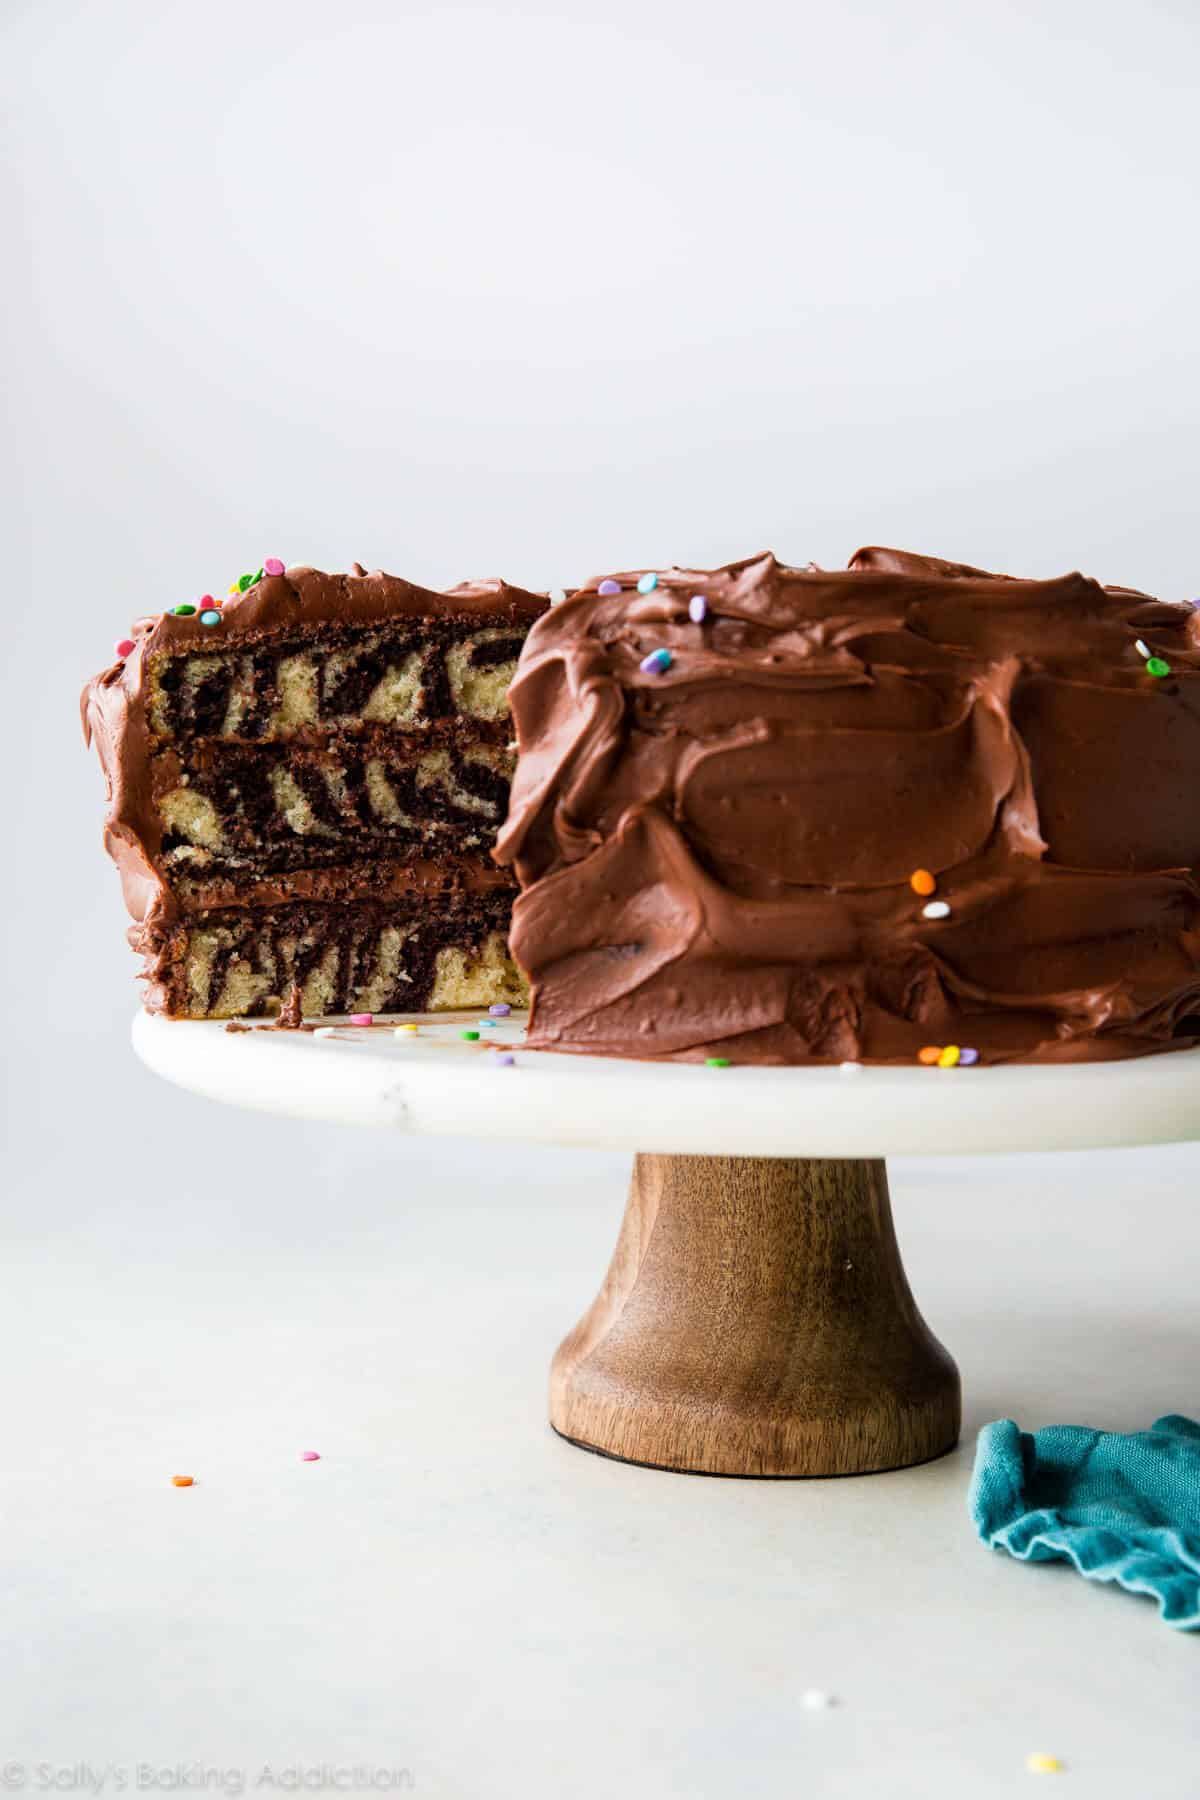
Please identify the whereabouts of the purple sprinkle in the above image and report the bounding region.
[598,578,622,596]
[489,1003,511,1016]
[959,1047,980,1066]
[639,648,673,675]
[493,1052,516,1067]
[688,594,708,624]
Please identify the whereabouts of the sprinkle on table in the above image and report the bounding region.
[171,1475,194,1487]
[493,1052,516,1067]
[1026,1753,1064,1775]
[637,571,659,594]
[299,1450,320,1462]
[171,603,197,617]
[264,558,285,576]
[705,1056,731,1068]
[910,869,937,897]
[959,1047,980,1065]
[688,594,708,623]
[938,1045,961,1068]
[1146,656,1171,678]
[115,638,135,658]
[348,1012,373,1027]
[640,648,673,675]
[800,1690,836,1710]
[489,1003,511,1016]
[461,1029,480,1041]
[918,1046,942,1065]
[394,1023,418,1036]
[922,900,951,920]
[598,578,622,596]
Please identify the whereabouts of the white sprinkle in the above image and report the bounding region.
[507,739,518,751]
[922,900,951,920]
[839,1061,863,1075]
[548,587,567,605]
[313,1026,338,1039]
[801,1690,837,1710]
[1134,638,1151,659]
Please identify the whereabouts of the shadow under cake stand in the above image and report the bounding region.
[133,1011,1200,1480]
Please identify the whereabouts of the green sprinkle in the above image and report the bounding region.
[252,566,264,585]
[705,1056,731,1068]
[460,1029,480,1041]
[236,571,255,592]
[1146,656,1171,678]
[171,603,197,616]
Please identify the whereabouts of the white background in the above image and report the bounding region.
[3,1,1198,1794]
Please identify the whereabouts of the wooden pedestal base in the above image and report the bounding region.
[550,1154,960,1478]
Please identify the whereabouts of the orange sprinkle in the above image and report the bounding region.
[171,1475,195,1487]
[918,1045,942,1065]
[910,868,937,897]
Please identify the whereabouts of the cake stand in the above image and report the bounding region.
[133,1011,1200,1480]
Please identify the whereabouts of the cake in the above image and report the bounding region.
[494,547,1200,1065]
[82,560,546,1019]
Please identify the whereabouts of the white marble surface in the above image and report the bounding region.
[1,1099,1196,1797]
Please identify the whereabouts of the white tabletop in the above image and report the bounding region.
[132,1011,1200,1157]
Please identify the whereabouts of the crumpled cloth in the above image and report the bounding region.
[969,1415,1200,1630]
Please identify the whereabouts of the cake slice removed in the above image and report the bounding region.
[83,562,547,1019]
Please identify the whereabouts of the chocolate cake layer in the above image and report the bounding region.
[84,563,546,1017]
[495,548,1200,1065]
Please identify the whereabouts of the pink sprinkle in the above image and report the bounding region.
[115,638,135,658]
[299,1450,321,1461]
[348,1012,373,1026]
[198,594,216,607]
[597,578,622,596]
[264,558,285,577]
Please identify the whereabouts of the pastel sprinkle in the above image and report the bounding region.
[1026,1754,1064,1775]
[461,1029,480,1041]
[938,1044,961,1068]
[548,587,567,605]
[348,1012,373,1026]
[394,1023,418,1035]
[115,638,135,658]
[598,578,622,596]
[688,594,708,623]
[489,1003,511,1016]
[801,1691,836,1711]
[263,558,285,576]
[199,609,222,627]
[1134,638,1151,659]
[313,1026,338,1039]
[918,1046,942,1065]
[171,603,197,616]
[639,648,673,675]
[839,1061,863,1075]
[171,1475,194,1487]
[1146,656,1171,678]
[637,571,659,594]
[922,900,951,920]
[959,1047,980,1065]
[493,1052,516,1067]
[299,1450,320,1462]
[910,868,937,897]
[705,1056,731,1068]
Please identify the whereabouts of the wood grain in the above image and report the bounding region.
[550,1154,960,1477]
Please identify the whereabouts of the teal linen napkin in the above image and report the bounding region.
[969,1415,1200,1630]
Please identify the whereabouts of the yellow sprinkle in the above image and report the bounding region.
[938,1044,961,1068]
[1026,1753,1064,1775]
[394,1023,419,1036]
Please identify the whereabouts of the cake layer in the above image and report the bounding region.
[136,895,527,1020]
[495,549,1200,1066]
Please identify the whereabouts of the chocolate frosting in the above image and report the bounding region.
[495,549,1200,1063]
[82,564,546,948]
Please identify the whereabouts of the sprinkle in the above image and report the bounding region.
[938,1044,961,1068]
[598,578,622,596]
[918,1046,942,1065]
[299,1450,320,1462]
[959,1047,980,1065]
[171,603,197,616]
[199,609,222,627]
[394,1023,418,1036]
[688,594,708,623]
[493,1052,516,1066]
[1146,656,1171,678]
[489,1003,511,1016]
[227,583,240,596]
[199,593,217,607]
[637,571,659,594]
[1134,638,1151,659]
[639,648,673,675]
[1026,1753,1064,1775]
[171,1475,194,1487]
[348,1012,373,1026]
[922,900,951,920]
[801,1691,836,1710]
[263,558,285,576]
[910,869,937,897]
[461,1029,480,1041]
[313,1026,339,1039]
[115,638,135,658]
[839,1061,863,1075]
[548,587,567,605]
[705,1056,731,1068]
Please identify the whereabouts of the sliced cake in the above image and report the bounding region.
[83,561,547,1018]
